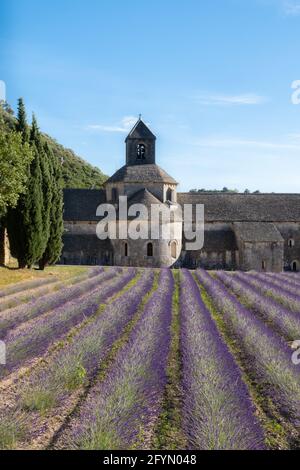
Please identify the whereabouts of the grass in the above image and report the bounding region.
[21,387,58,415]
[0,412,25,450]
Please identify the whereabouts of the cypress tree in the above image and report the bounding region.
[22,141,44,268]
[7,198,27,268]
[39,144,64,270]
[7,99,30,267]
[8,114,46,268]
[30,115,52,260]
[16,98,28,142]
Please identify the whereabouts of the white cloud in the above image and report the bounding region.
[194,93,268,106]
[193,136,300,151]
[283,1,300,15]
[86,115,138,133]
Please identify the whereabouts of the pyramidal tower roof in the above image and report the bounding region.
[125,118,156,141]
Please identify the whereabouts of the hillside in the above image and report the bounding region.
[0,105,108,189]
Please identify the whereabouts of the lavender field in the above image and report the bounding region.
[0,266,299,450]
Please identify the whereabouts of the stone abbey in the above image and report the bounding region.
[61,118,300,272]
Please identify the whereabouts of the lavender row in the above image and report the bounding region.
[0,266,102,301]
[265,272,300,289]
[215,271,300,341]
[0,266,104,316]
[196,269,300,427]
[0,276,58,300]
[0,268,114,339]
[286,272,300,280]
[19,269,155,415]
[180,270,265,450]
[58,269,173,450]
[247,271,300,298]
[235,272,300,313]
[0,266,104,313]
[1,269,136,378]
[0,280,63,313]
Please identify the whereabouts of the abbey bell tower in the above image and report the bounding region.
[125,117,156,166]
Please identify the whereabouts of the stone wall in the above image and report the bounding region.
[61,219,300,272]
[276,222,300,271]
[178,223,238,270]
[237,240,284,272]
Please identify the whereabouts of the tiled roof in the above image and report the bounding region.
[125,119,156,141]
[203,229,238,251]
[233,222,284,242]
[106,164,178,184]
[177,193,300,222]
[63,189,106,221]
[63,190,300,223]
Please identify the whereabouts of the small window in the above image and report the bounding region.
[147,242,153,257]
[124,242,128,257]
[292,261,298,272]
[136,143,146,160]
[262,260,266,271]
[166,188,175,202]
[171,241,177,258]
[288,239,295,248]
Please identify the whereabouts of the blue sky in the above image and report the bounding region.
[1,0,300,192]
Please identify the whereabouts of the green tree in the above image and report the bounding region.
[0,120,33,218]
[39,144,64,270]
[22,142,45,268]
[16,98,28,142]
[30,115,52,258]
[7,116,46,268]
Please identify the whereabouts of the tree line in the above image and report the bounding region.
[0,98,64,269]
[189,187,261,194]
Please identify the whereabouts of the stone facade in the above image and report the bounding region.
[59,119,300,272]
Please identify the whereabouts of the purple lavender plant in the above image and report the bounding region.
[180,269,265,450]
[265,272,300,289]
[1,269,136,377]
[246,271,300,298]
[58,269,173,450]
[196,269,300,427]
[20,269,155,412]
[0,276,58,299]
[0,268,116,339]
[215,271,300,341]
[235,271,300,313]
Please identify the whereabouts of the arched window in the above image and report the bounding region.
[292,260,298,272]
[136,143,146,160]
[166,188,175,202]
[111,187,118,202]
[288,239,295,248]
[262,260,266,271]
[124,242,128,257]
[171,241,177,258]
[147,242,153,257]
